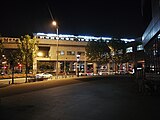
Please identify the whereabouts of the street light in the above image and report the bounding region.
[52,21,57,26]
[52,20,59,79]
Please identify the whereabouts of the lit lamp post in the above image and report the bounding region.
[52,21,59,79]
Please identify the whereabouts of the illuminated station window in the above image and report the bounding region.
[126,47,133,53]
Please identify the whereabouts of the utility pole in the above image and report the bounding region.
[76,54,80,77]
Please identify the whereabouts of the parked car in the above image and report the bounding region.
[86,72,94,76]
[79,72,87,76]
[35,73,53,79]
[79,71,94,76]
[98,71,108,75]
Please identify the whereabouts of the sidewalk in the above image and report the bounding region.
[0,75,135,98]
[0,83,9,88]
[0,75,77,88]
[0,75,96,98]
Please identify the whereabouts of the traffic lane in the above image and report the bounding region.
[1,78,160,120]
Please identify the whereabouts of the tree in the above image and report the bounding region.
[0,37,22,83]
[6,50,22,84]
[108,38,127,73]
[0,38,4,56]
[0,38,4,73]
[86,39,111,66]
[17,35,38,82]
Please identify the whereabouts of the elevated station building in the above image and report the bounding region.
[0,33,143,75]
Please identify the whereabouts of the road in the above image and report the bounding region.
[0,76,160,120]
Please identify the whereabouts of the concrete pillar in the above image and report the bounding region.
[33,58,37,74]
[84,61,87,73]
[93,63,97,75]
[107,63,110,73]
[126,62,129,73]
[75,62,78,76]
[69,62,73,72]
[64,61,66,73]
[58,62,60,73]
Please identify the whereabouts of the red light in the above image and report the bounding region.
[18,63,22,67]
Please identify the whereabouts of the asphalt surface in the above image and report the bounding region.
[0,75,160,120]
[0,76,96,97]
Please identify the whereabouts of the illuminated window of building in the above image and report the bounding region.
[67,51,75,55]
[60,51,65,55]
[70,38,74,40]
[46,36,49,39]
[37,51,43,57]
[51,37,54,39]
[65,37,69,40]
[126,47,133,53]
[77,52,85,56]
[137,45,143,51]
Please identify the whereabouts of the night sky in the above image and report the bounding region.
[0,0,151,38]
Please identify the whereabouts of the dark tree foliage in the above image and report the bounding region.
[86,39,111,64]
[108,38,127,63]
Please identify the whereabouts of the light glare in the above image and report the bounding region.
[52,21,57,26]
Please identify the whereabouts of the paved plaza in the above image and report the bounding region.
[0,76,160,120]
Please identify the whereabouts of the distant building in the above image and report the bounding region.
[0,33,142,75]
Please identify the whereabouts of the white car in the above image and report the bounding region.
[79,72,87,76]
[79,72,94,76]
[98,71,108,75]
[35,73,53,79]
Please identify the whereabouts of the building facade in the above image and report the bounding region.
[125,37,145,74]
[34,34,90,75]
[1,33,143,75]
[142,0,160,75]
